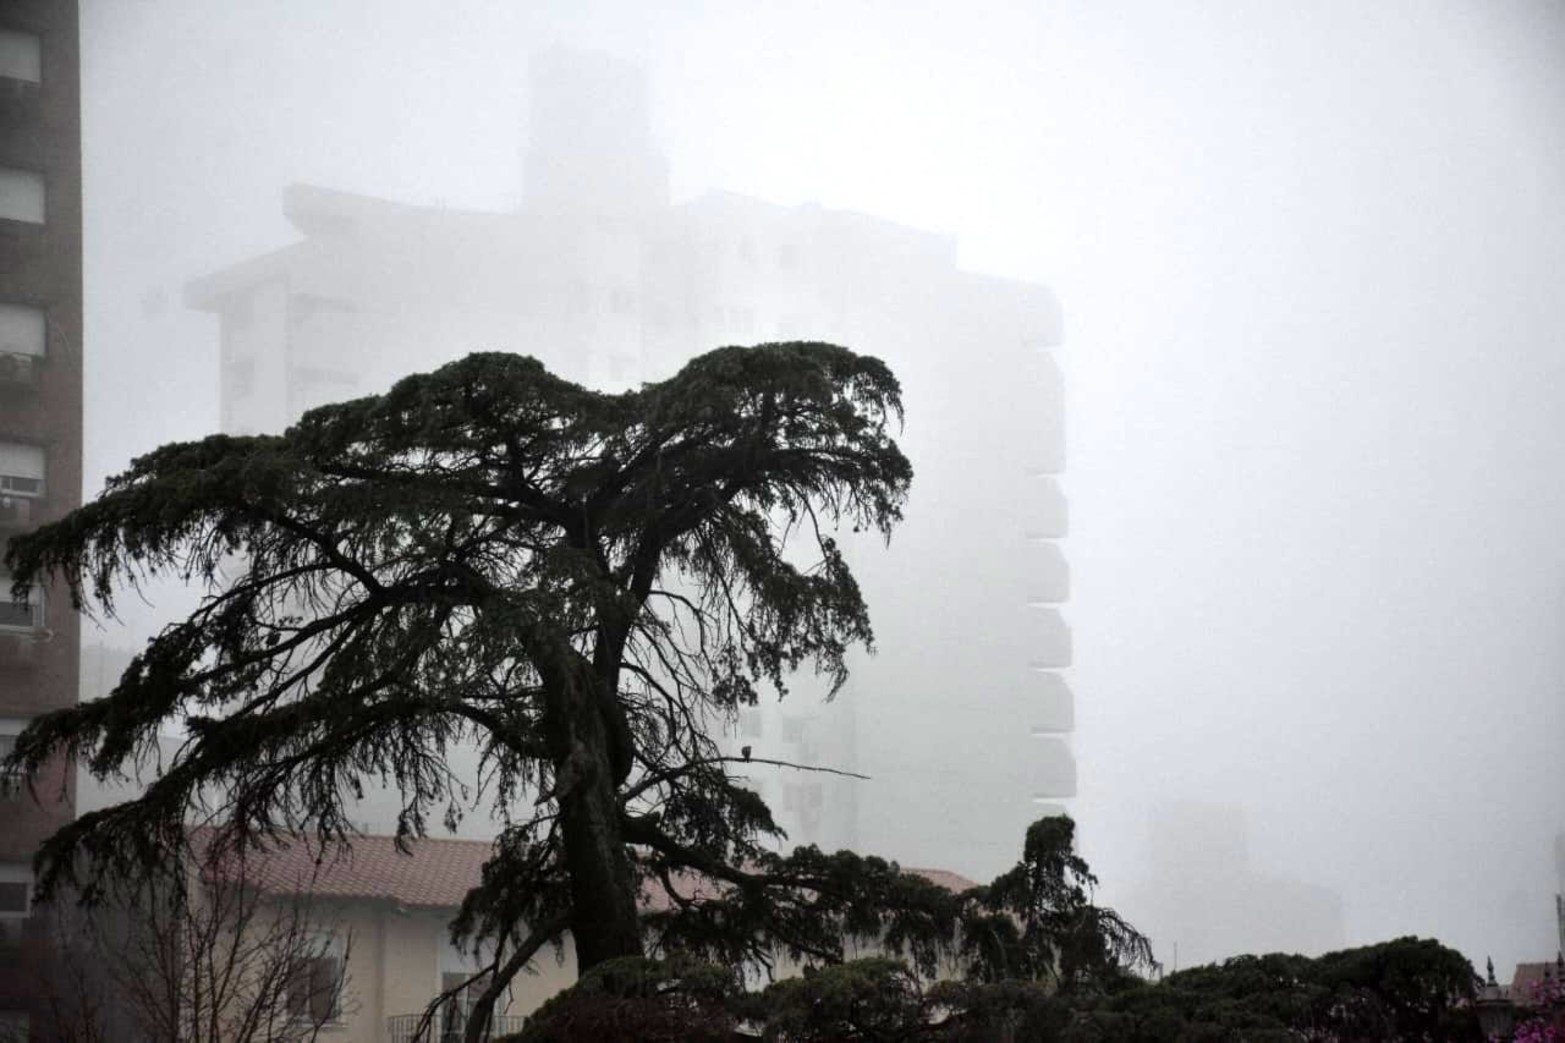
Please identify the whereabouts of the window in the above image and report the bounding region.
[0,442,44,498]
[0,30,40,83]
[0,864,30,917]
[0,725,26,799]
[0,882,26,916]
[438,935,509,1038]
[0,303,44,358]
[0,168,43,224]
[0,573,42,631]
[439,970,489,1042]
[286,934,345,1024]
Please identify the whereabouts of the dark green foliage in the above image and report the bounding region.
[506,956,739,1043]
[1308,937,1480,1040]
[638,842,965,979]
[914,936,1477,1043]
[925,979,1073,1042]
[759,958,934,1042]
[3,343,913,1026]
[1042,937,1481,1042]
[958,816,1155,991]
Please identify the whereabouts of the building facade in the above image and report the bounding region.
[185,49,1071,878]
[0,2,84,1040]
[197,833,975,1043]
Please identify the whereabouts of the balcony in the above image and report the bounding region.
[384,1013,527,1043]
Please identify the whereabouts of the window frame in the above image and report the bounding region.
[0,864,32,919]
[437,932,511,1033]
[0,29,41,85]
[286,931,347,1026]
[0,722,29,800]
[0,301,46,360]
[0,572,43,633]
[0,441,45,499]
[0,167,45,225]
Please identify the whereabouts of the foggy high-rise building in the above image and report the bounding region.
[0,1,84,1037]
[1122,802,1346,969]
[186,49,1071,877]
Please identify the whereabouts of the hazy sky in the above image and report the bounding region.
[79,0,1565,971]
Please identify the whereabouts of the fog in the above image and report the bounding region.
[78,0,1565,974]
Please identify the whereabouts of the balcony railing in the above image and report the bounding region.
[385,1012,526,1043]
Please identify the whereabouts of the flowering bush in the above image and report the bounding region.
[1507,971,1565,1042]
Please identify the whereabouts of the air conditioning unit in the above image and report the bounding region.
[0,351,35,387]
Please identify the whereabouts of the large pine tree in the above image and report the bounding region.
[6,342,943,1030]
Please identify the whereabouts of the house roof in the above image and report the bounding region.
[199,831,978,913]
[1510,961,1565,1004]
[899,868,979,895]
[204,832,495,909]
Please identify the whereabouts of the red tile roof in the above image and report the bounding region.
[199,832,978,913]
[1510,962,1565,1005]
[203,832,494,909]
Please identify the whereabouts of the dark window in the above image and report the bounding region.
[0,882,28,915]
[0,575,41,630]
[0,31,41,84]
[440,970,490,1042]
[0,735,24,799]
[286,951,343,1023]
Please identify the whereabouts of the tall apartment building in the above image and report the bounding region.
[186,49,1071,876]
[0,2,84,1039]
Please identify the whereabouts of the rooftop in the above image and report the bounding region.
[199,831,979,914]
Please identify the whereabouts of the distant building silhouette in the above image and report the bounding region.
[185,49,1071,875]
[1123,801,1346,969]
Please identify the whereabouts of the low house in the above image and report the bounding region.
[1507,959,1565,1035]
[213,833,975,1043]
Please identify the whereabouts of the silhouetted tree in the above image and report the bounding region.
[759,958,934,1043]
[1050,937,1480,1042]
[959,816,1154,991]
[4,343,920,1041]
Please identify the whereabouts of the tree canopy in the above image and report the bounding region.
[5,342,932,1027]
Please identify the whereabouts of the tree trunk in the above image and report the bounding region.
[539,649,644,974]
[558,753,643,972]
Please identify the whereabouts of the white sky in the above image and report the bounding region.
[79,0,1565,971]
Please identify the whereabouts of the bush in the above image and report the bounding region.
[508,956,738,1043]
